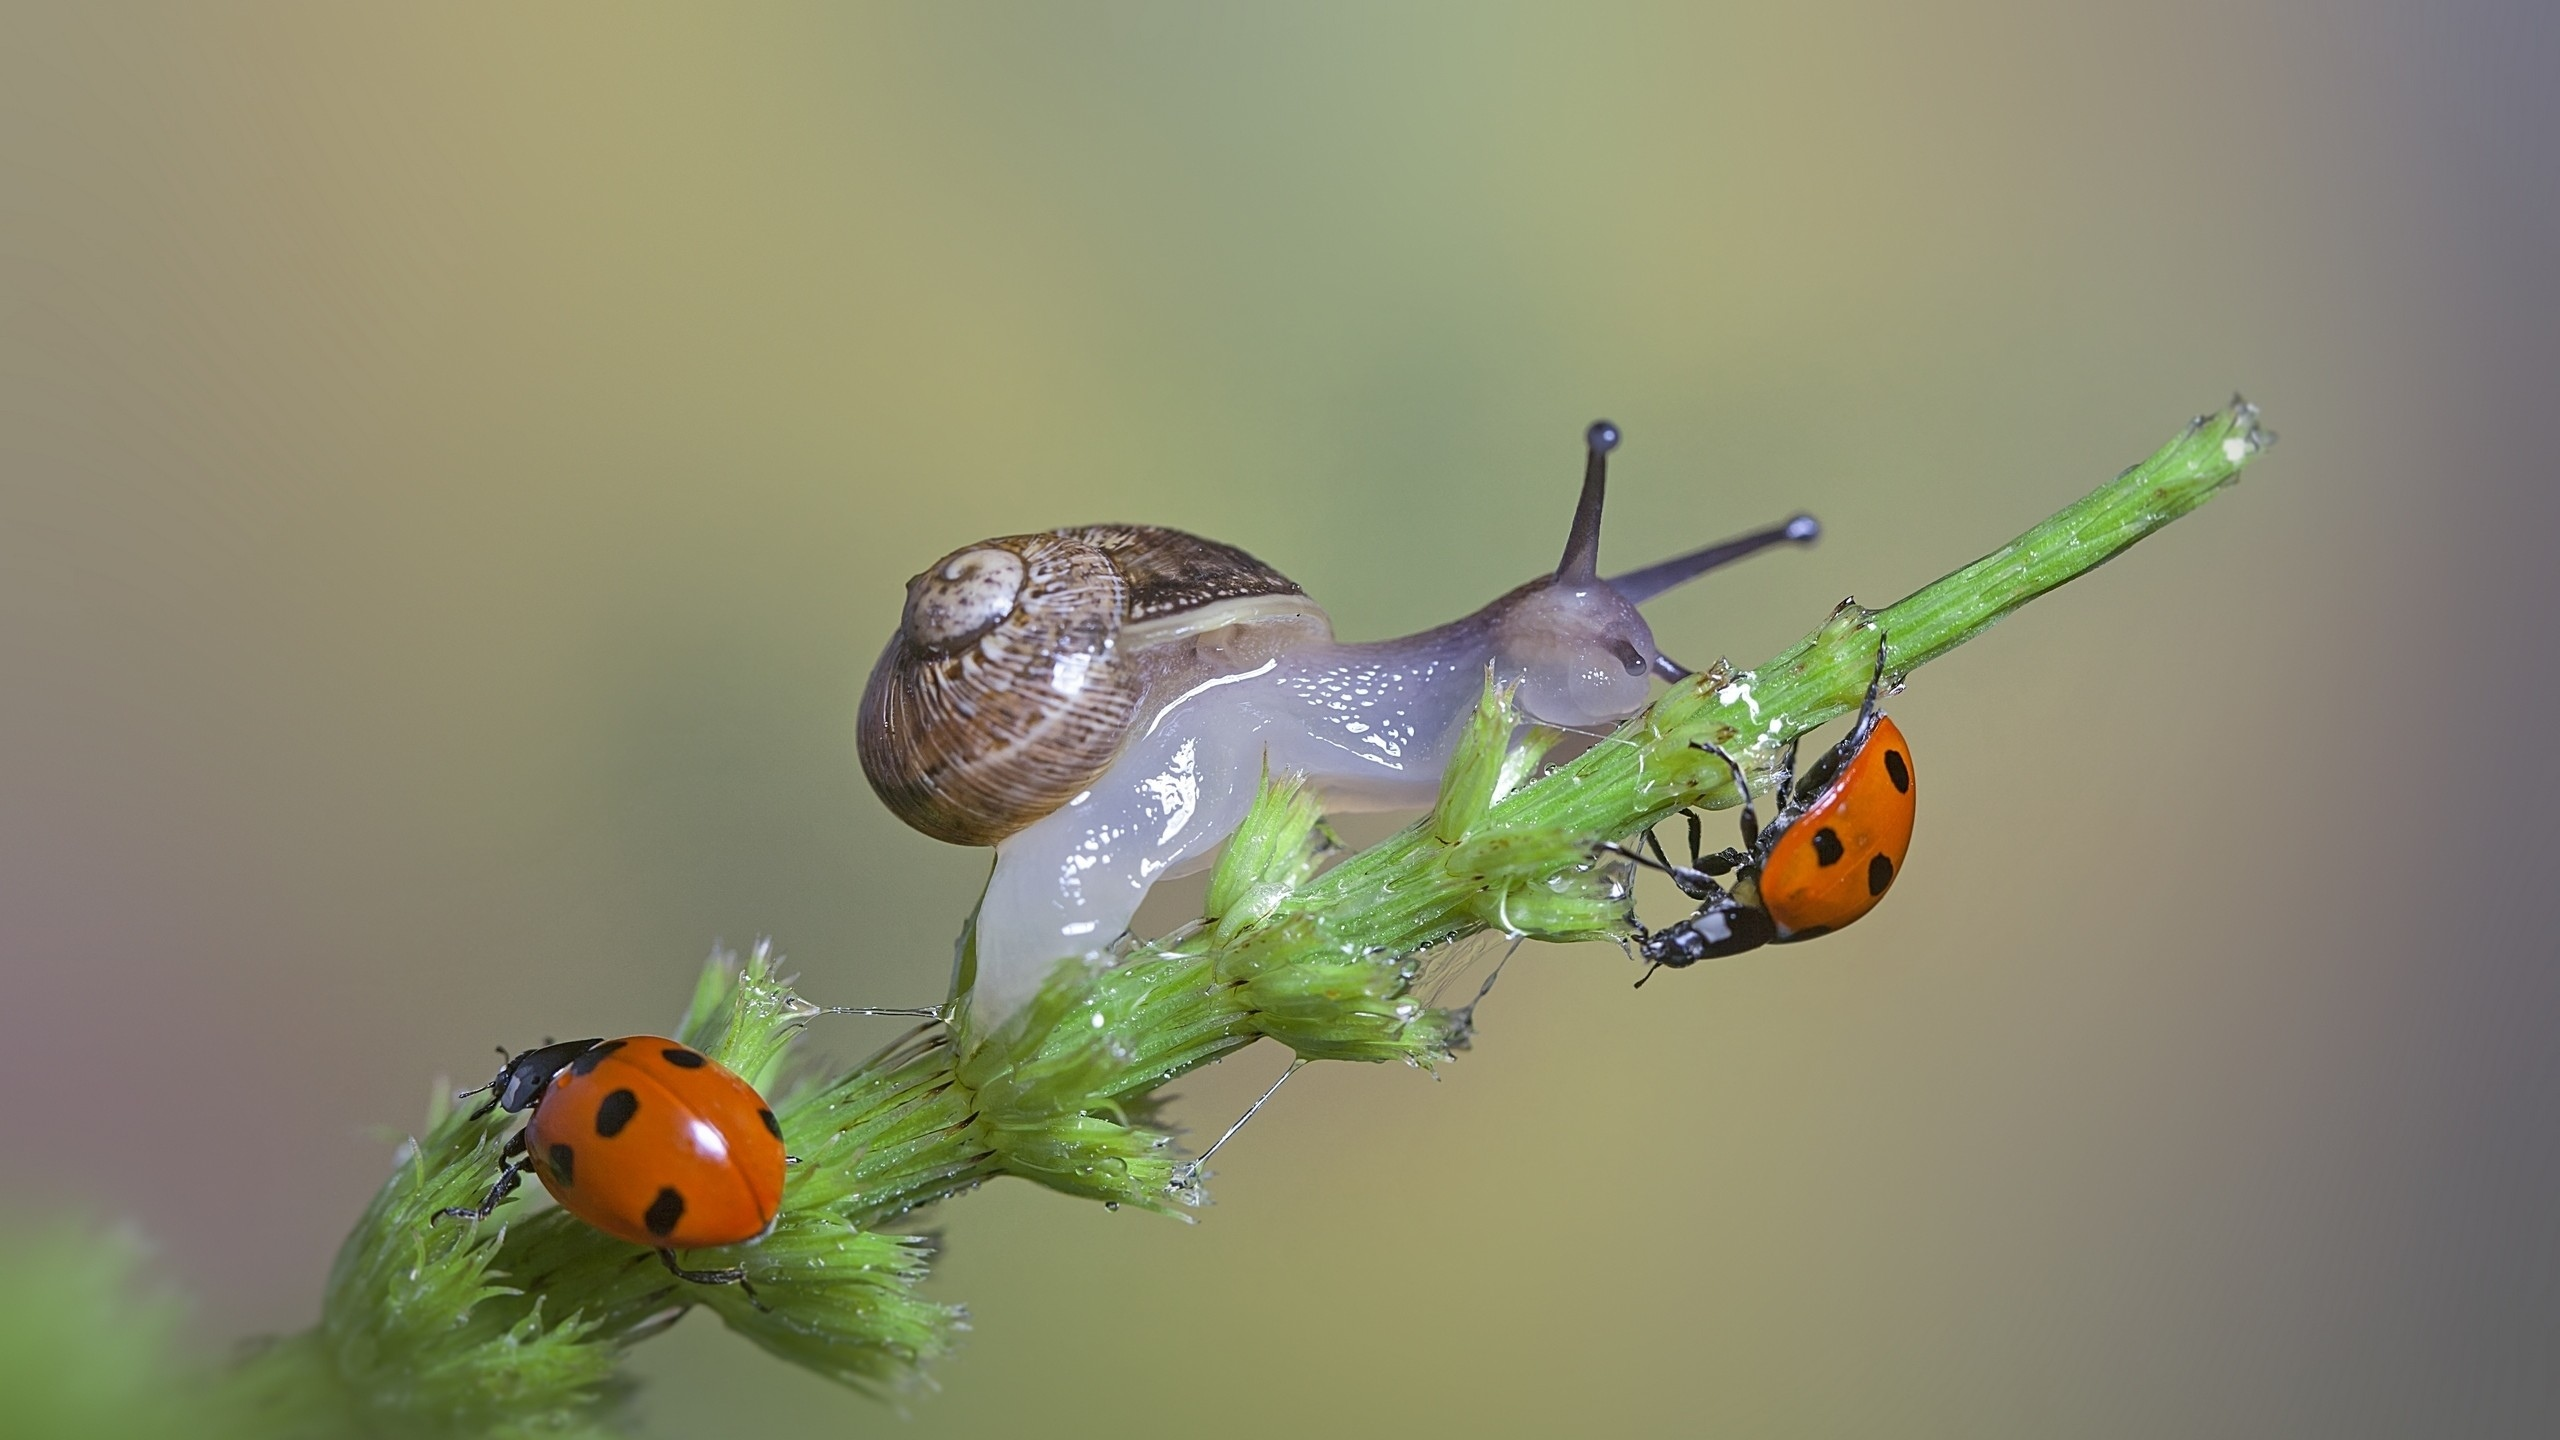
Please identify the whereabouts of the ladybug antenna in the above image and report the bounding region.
[452,1075,506,1120]
[1556,420,1620,584]
[458,1052,507,1104]
[1633,961,1661,989]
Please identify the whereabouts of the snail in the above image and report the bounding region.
[858,422,1820,1032]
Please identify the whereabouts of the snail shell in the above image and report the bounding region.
[857,526,1329,846]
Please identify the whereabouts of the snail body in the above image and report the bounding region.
[858,424,1820,1031]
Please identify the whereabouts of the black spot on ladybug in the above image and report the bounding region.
[595,1088,640,1137]
[1811,828,1845,866]
[758,1108,781,1138]
[644,1187,686,1237]
[1884,749,1910,793]
[570,1039,625,1076]
[547,1143,576,1186]
[1868,853,1894,895]
[660,1047,706,1069]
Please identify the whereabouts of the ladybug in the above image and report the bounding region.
[435,1035,786,1289]
[1622,635,1915,976]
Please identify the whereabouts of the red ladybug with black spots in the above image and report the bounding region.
[1621,634,1916,975]
[435,1035,786,1289]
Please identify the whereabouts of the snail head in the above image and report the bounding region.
[1490,419,1820,728]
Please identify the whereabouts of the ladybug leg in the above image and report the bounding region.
[656,1248,762,1307]
[1648,823,1725,882]
[1795,632,1892,802]
[1772,738,1801,813]
[1671,804,1755,878]
[434,1130,530,1225]
[1688,740,1760,853]
[1860,628,1891,722]
[1648,819,1730,886]
[433,1164,523,1224]
[1605,790,1747,895]
[1602,834,1728,896]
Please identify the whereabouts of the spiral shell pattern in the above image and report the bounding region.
[858,526,1307,846]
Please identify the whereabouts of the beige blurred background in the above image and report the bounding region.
[4,3,2553,1436]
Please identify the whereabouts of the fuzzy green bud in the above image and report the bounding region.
[1431,669,1519,844]
[1206,765,1329,942]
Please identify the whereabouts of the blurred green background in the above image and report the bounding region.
[4,3,2553,1435]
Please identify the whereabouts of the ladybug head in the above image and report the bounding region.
[468,1037,605,1119]
[1639,889,1779,969]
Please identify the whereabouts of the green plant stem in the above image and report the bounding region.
[250,399,2269,1432]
